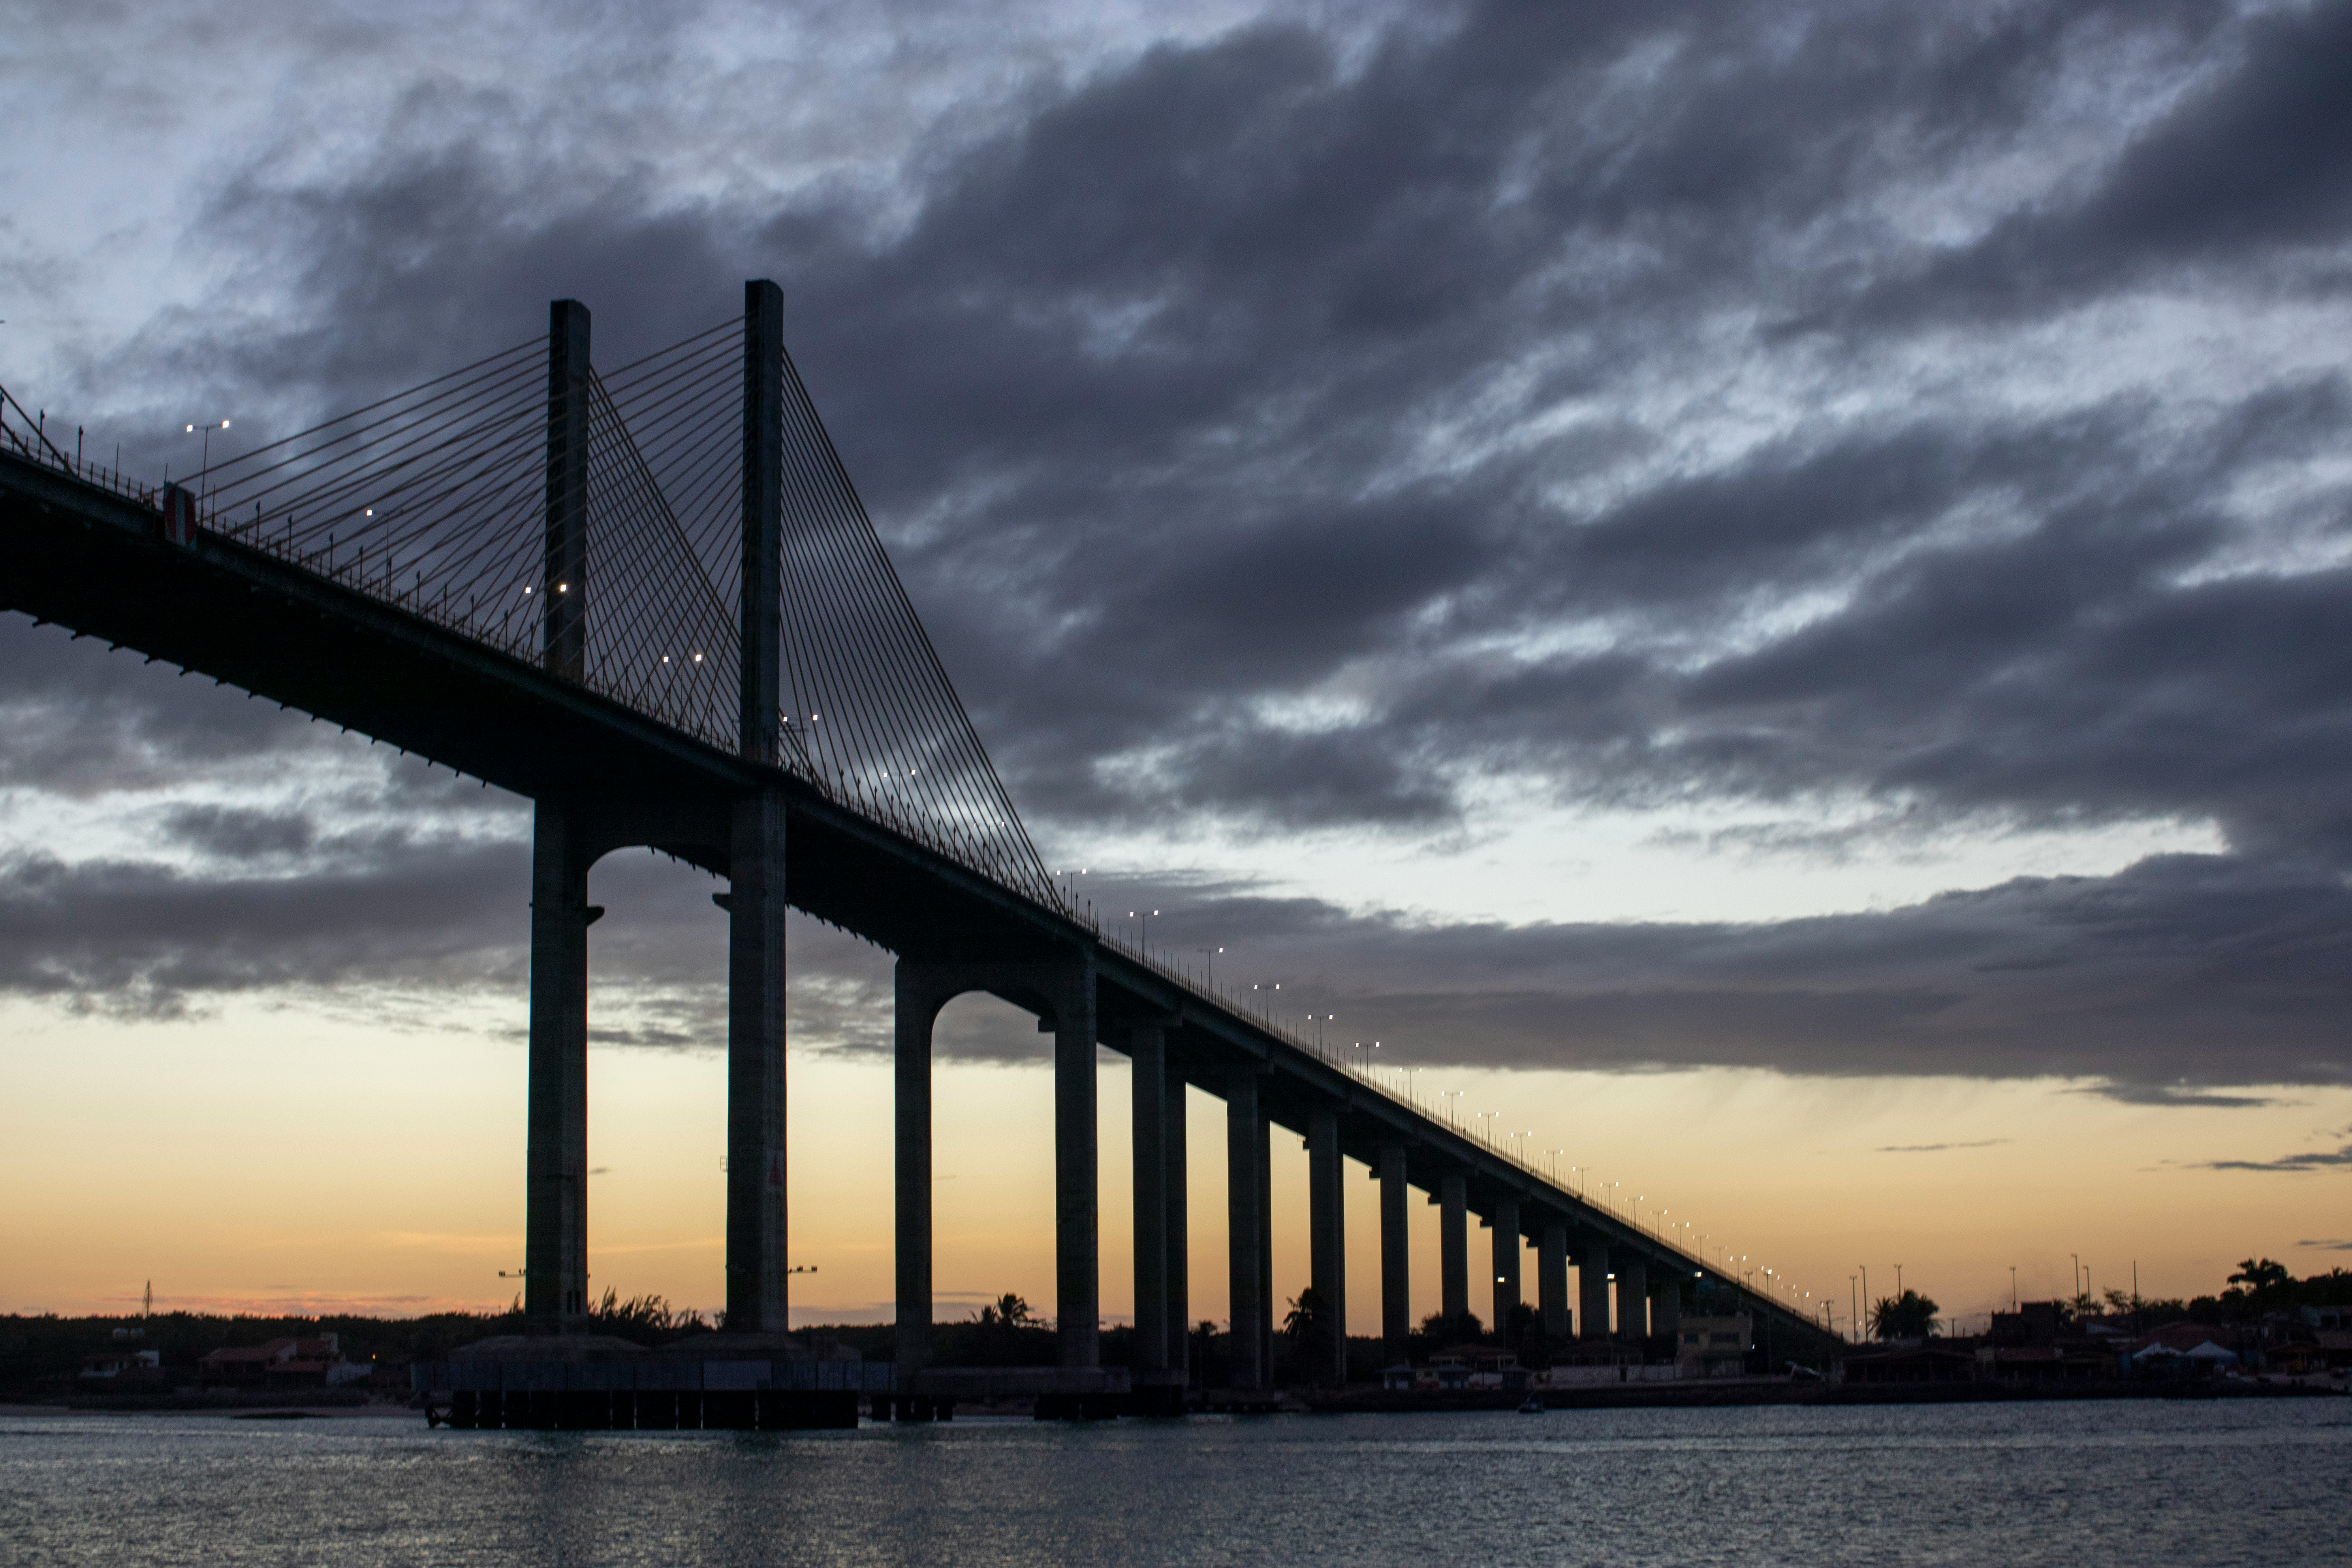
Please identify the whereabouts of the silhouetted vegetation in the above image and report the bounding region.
[1869,1289,1942,1340]
[0,1307,528,1396]
[1416,1309,1483,1342]
[937,1292,1058,1366]
[1280,1286,1335,1378]
[2076,1260,2352,1328]
[585,1290,709,1346]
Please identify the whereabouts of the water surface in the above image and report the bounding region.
[2,1400,2344,1566]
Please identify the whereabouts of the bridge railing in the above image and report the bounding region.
[1,382,168,510]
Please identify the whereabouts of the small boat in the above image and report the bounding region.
[1517,1394,1545,1414]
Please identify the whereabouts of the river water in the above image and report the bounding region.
[2,1400,2344,1566]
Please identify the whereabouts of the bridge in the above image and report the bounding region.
[0,281,1830,1404]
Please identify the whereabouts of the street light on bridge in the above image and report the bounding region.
[1125,908,1158,955]
[179,417,230,505]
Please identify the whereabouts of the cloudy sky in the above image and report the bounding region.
[5,0,2351,1327]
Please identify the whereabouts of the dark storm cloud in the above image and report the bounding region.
[1866,0,2352,323]
[0,772,762,1037]
[728,0,2352,854]
[2200,1131,2352,1172]
[0,840,526,1018]
[0,619,331,795]
[13,0,2352,1092]
[2069,1083,2281,1109]
[1090,851,2352,1092]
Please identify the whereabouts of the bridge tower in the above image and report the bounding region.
[726,279,791,1332]
[521,284,797,1335]
[524,299,595,1328]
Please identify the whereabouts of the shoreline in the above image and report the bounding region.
[0,1398,414,1420]
[6,1377,2341,1425]
[1309,1376,2348,1413]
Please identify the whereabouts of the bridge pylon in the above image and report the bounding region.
[525,297,594,1329]
[724,280,790,1333]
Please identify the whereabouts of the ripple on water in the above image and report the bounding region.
[0,1400,2344,1567]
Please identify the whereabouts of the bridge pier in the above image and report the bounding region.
[1307,1108,1346,1387]
[1539,1222,1570,1338]
[1225,1066,1266,1389]
[1439,1175,1468,1332]
[525,802,594,1327]
[1256,1107,1274,1381]
[1378,1145,1409,1368]
[1051,962,1100,1369]
[1491,1198,1521,1332]
[1654,1273,1683,1340]
[894,963,947,1386]
[1579,1238,1612,1341]
[1616,1256,1649,1343]
[889,958,1098,1375]
[723,794,790,1332]
[1164,1056,1188,1382]
[1129,1024,1171,1380]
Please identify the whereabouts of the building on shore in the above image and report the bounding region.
[79,1329,162,1385]
[1673,1315,1752,1379]
[197,1333,369,1391]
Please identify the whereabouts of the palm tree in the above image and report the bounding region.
[1869,1289,1941,1340]
[1283,1286,1334,1380]
[2228,1259,2290,1295]
[1283,1287,1330,1344]
[975,1292,1035,1330]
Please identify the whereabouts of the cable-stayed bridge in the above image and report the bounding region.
[1,282,1829,1403]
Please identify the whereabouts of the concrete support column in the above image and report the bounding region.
[894,965,942,1383]
[1129,1025,1170,1378]
[542,299,589,681]
[724,792,788,1332]
[1164,1055,1189,1381]
[1617,1256,1650,1343]
[1539,1223,1570,1339]
[1440,1175,1468,1331]
[1491,1199,1521,1331]
[1052,963,1100,1369]
[1378,1145,1409,1367]
[1579,1239,1612,1341]
[1307,1108,1346,1388]
[525,802,593,1327]
[1654,1275,1683,1341]
[724,280,790,1337]
[1224,1066,1265,1389]
[1256,1109,1274,1381]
